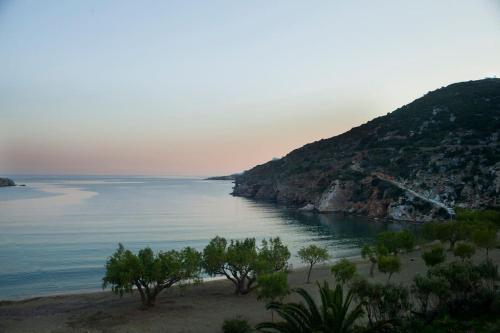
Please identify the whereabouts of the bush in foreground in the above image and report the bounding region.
[256,272,289,321]
[222,318,253,333]
[256,282,363,333]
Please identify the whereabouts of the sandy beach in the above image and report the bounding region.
[1,246,498,333]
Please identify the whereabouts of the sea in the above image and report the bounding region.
[0,176,404,300]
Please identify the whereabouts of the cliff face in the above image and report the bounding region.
[233,79,500,221]
[0,178,15,187]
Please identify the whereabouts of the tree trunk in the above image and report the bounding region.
[234,278,246,295]
[369,262,375,277]
[136,283,147,308]
[306,264,313,284]
[147,291,157,307]
[388,272,393,281]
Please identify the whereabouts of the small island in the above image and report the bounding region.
[0,177,15,187]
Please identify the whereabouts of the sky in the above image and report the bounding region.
[0,0,499,176]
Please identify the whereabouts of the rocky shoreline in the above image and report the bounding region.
[232,79,500,222]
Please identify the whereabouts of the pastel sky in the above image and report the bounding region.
[1,0,499,176]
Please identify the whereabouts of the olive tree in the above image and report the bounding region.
[471,222,497,259]
[297,244,330,283]
[423,221,470,250]
[377,230,415,255]
[377,255,401,281]
[331,258,357,285]
[361,244,379,277]
[203,236,290,295]
[421,245,446,267]
[103,243,202,308]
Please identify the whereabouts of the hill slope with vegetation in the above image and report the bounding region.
[233,79,500,221]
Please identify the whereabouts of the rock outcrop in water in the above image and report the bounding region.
[0,178,15,187]
[233,79,500,221]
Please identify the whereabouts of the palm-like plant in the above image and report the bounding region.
[256,282,364,333]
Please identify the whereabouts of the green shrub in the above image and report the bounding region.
[351,278,410,327]
[453,242,476,261]
[378,255,401,281]
[256,272,289,306]
[412,274,450,316]
[331,258,357,284]
[377,230,415,255]
[222,318,252,333]
[256,282,363,332]
[422,245,446,267]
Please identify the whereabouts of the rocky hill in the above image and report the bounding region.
[233,79,500,221]
[0,178,15,187]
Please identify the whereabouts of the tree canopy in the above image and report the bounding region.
[297,245,330,284]
[103,244,202,307]
[203,236,290,294]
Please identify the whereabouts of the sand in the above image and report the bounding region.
[1,246,498,333]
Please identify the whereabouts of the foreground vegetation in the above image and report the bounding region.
[101,209,500,331]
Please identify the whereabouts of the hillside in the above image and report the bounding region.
[233,79,500,221]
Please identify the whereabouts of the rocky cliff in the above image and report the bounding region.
[233,79,500,221]
[0,178,15,187]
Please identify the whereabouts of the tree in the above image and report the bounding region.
[258,237,291,273]
[421,221,470,250]
[471,223,497,259]
[411,274,450,317]
[351,278,410,327]
[361,244,378,277]
[456,208,500,227]
[376,230,415,255]
[453,242,475,261]
[102,244,202,308]
[203,236,290,295]
[421,245,446,267]
[256,282,363,333]
[257,272,289,321]
[377,255,401,281]
[331,258,357,285]
[297,245,330,284]
[421,221,440,241]
[436,222,470,250]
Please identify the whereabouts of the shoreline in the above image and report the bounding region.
[0,256,366,303]
[2,246,496,333]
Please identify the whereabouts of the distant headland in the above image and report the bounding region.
[205,174,239,181]
[232,79,500,222]
[0,178,15,187]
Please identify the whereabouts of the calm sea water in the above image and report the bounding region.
[0,176,402,300]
